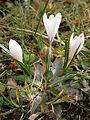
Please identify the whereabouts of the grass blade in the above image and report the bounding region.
[29,0,49,63]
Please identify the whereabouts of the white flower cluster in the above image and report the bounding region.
[43,12,84,62]
[1,12,84,65]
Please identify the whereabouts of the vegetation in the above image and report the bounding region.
[0,0,90,120]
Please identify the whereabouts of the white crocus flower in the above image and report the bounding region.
[43,12,62,56]
[69,33,84,63]
[9,39,23,63]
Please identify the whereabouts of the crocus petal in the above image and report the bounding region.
[43,12,62,57]
[43,13,51,39]
[45,14,55,40]
[48,14,55,39]
[9,39,23,63]
[53,13,62,39]
[49,14,54,20]
[69,37,81,60]
[43,13,47,30]
[69,33,84,61]
[77,33,84,53]
[43,12,62,41]
[70,32,74,48]
[47,18,54,39]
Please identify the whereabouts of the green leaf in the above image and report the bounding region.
[52,58,63,79]
[24,53,36,64]
[47,89,64,104]
[31,94,42,114]
[44,70,53,81]
[37,36,42,49]
[82,46,90,54]
[0,97,3,110]
[16,60,31,76]
[64,40,69,70]
[49,72,77,87]
[53,96,69,105]
[0,70,8,78]
[0,82,5,92]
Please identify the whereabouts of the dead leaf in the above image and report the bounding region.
[28,112,41,120]
[7,78,17,89]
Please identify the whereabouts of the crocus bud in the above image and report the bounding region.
[43,12,62,56]
[69,33,84,62]
[9,39,23,63]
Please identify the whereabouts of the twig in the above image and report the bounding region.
[20,113,24,120]
[0,108,17,116]
[0,25,65,45]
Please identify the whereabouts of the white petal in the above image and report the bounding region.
[9,39,23,63]
[48,15,55,38]
[53,13,62,39]
[43,13,52,39]
[49,14,54,20]
[69,33,84,61]
[70,33,74,48]
[77,33,84,53]
[43,13,62,41]
[43,13,47,30]
[69,37,80,60]
[46,19,52,36]
[55,13,62,21]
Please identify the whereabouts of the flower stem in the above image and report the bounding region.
[49,43,52,58]
[49,37,53,57]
